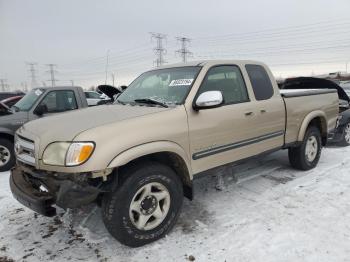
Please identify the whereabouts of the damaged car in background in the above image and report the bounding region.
[283,77,350,146]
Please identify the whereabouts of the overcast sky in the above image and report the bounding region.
[1,0,350,90]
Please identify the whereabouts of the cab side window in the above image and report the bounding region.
[38,90,78,113]
[198,65,249,105]
[245,64,274,100]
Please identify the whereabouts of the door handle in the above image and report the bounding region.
[244,111,254,116]
[260,109,267,114]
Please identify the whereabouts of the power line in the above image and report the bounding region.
[0,79,7,92]
[175,37,193,63]
[150,32,167,67]
[46,64,58,87]
[26,62,38,89]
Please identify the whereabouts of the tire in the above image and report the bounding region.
[288,126,322,171]
[338,122,350,147]
[0,138,15,172]
[102,161,183,247]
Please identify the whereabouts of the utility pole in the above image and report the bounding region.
[0,79,7,92]
[175,37,193,63]
[150,33,167,67]
[70,80,74,86]
[46,64,58,87]
[26,62,38,89]
[111,73,115,86]
[105,50,110,85]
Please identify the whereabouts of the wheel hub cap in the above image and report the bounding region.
[305,135,318,162]
[129,182,171,231]
[0,146,10,167]
[140,195,158,215]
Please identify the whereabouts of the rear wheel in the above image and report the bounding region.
[102,162,183,247]
[338,122,350,146]
[288,126,322,170]
[0,138,15,172]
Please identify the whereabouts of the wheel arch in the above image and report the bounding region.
[0,131,14,142]
[297,111,327,145]
[107,141,193,199]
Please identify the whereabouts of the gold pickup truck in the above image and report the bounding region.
[10,60,339,247]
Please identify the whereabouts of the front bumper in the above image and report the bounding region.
[10,166,56,217]
[10,165,102,217]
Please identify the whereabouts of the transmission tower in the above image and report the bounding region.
[46,64,58,87]
[150,33,167,67]
[0,79,7,92]
[26,62,38,88]
[175,37,193,63]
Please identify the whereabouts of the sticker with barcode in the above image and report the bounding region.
[169,79,193,86]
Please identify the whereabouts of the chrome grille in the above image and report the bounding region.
[15,135,35,166]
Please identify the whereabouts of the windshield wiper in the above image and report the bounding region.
[134,98,168,108]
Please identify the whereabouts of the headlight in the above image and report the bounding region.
[42,142,94,166]
[65,142,95,166]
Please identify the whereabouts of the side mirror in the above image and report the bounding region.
[194,91,224,110]
[34,104,48,116]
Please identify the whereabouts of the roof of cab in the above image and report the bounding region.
[155,60,266,70]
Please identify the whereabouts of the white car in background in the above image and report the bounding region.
[84,91,105,106]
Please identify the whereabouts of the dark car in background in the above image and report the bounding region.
[283,77,350,146]
[1,95,24,108]
[0,91,25,101]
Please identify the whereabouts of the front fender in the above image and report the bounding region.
[297,110,327,141]
[107,141,193,177]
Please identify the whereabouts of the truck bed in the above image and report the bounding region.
[280,89,337,98]
[280,89,339,145]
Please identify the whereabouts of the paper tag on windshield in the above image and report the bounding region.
[34,89,43,96]
[169,79,193,86]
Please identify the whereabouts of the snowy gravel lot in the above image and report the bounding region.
[1,146,350,262]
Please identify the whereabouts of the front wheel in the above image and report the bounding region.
[288,126,322,171]
[338,122,350,146]
[102,162,183,247]
[0,138,15,172]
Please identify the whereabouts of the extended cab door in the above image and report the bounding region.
[186,64,285,174]
[29,89,79,121]
[245,64,285,150]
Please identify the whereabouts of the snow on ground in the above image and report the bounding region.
[1,146,350,262]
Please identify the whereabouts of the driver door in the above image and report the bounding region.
[187,65,259,174]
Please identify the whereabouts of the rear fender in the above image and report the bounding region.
[297,110,327,142]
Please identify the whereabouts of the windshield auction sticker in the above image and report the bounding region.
[34,89,43,96]
[169,79,193,86]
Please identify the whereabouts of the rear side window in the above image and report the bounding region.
[245,64,274,100]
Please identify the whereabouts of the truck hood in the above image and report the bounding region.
[21,104,169,142]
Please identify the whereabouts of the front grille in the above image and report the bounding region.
[15,135,35,166]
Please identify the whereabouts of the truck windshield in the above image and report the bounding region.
[116,66,201,106]
[13,88,45,112]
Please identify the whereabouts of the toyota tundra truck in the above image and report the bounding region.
[10,60,339,247]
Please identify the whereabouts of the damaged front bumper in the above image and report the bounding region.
[10,164,103,217]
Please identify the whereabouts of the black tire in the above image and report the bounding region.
[338,122,350,147]
[0,138,15,172]
[288,126,322,171]
[102,161,183,247]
